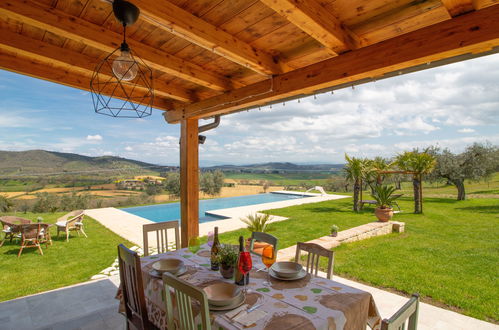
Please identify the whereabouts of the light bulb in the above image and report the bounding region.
[112,49,138,81]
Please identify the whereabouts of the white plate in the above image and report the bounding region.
[149,265,187,278]
[269,268,307,281]
[209,291,245,311]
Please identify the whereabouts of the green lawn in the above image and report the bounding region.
[208,196,498,323]
[0,212,131,302]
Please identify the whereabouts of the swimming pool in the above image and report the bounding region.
[122,193,308,223]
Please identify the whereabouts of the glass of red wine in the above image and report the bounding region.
[237,251,252,294]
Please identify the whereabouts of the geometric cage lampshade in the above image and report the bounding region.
[90,46,154,118]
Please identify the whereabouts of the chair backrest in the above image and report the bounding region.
[0,216,32,225]
[249,232,278,255]
[142,221,180,256]
[162,272,211,330]
[117,244,153,330]
[20,223,47,240]
[295,242,334,279]
[58,210,84,223]
[381,294,420,330]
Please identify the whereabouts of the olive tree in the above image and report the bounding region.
[428,143,498,200]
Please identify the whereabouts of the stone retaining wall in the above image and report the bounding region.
[277,221,405,261]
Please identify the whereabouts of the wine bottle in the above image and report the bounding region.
[234,235,249,286]
[210,227,221,271]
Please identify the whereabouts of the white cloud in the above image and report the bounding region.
[125,146,133,151]
[86,134,103,141]
[457,128,475,133]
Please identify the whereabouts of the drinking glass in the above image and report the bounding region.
[207,231,214,247]
[261,245,276,286]
[237,251,252,294]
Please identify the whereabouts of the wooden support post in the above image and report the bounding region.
[180,119,199,248]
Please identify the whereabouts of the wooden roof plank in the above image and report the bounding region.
[0,0,233,91]
[259,0,361,53]
[441,0,474,16]
[131,0,284,76]
[0,49,174,111]
[165,4,499,123]
[0,29,194,103]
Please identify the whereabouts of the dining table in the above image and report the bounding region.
[139,244,381,330]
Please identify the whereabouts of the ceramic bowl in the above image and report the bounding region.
[271,261,303,278]
[152,258,184,274]
[203,282,241,307]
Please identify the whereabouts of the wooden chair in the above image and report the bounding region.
[117,244,157,330]
[142,221,180,256]
[0,216,31,247]
[249,231,278,255]
[295,242,334,279]
[18,223,50,257]
[381,293,420,330]
[55,210,87,242]
[162,272,211,330]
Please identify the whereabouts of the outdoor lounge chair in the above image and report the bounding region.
[295,242,334,279]
[142,221,180,256]
[18,223,50,257]
[249,232,278,255]
[55,210,86,242]
[0,216,31,247]
[381,293,420,330]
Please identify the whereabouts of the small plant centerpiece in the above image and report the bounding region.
[240,213,273,252]
[216,244,239,279]
[372,185,401,222]
[330,224,339,237]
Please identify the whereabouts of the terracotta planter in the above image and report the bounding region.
[330,232,338,237]
[375,207,394,222]
[220,264,234,279]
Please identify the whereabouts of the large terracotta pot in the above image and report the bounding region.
[375,207,394,222]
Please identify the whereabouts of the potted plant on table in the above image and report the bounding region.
[372,185,401,222]
[216,244,239,279]
[240,213,273,252]
[330,225,339,237]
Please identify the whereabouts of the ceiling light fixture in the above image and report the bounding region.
[90,0,154,118]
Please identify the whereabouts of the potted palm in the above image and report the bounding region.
[240,213,273,251]
[216,244,238,279]
[372,185,401,222]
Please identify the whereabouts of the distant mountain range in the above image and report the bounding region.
[0,150,343,176]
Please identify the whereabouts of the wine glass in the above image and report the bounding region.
[261,245,276,286]
[237,251,252,294]
[207,231,214,247]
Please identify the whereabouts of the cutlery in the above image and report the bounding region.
[247,303,263,313]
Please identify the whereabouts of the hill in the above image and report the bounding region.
[0,150,176,176]
[205,162,343,173]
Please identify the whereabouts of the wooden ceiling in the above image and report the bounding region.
[0,0,498,123]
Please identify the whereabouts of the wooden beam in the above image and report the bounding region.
[132,0,283,76]
[0,29,194,103]
[164,5,499,123]
[441,0,474,16]
[179,118,199,248]
[0,48,174,110]
[259,0,361,53]
[0,0,233,91]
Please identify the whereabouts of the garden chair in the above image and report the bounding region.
[0,216,31,247]
[55,210,86,242]
[381,293,420,330]
[142,220,180,256]
[117,244,157,330]
[18,223,50,257]
[162,272,211,330]
[295,242,334,279]
[249,231,278,255]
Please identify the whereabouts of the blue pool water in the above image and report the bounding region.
[122,193,307,223]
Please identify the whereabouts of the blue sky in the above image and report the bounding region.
[0,53,498,166]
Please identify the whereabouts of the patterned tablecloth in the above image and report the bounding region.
[141,245,381,330]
